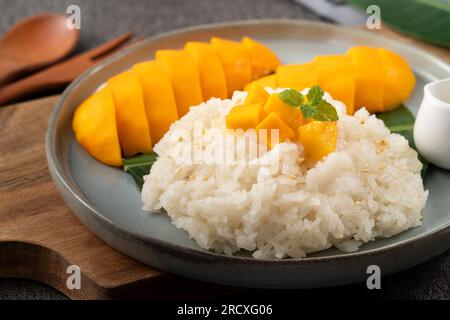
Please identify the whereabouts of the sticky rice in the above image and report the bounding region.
[141,89,428,259]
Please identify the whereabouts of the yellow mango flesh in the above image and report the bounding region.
[241,36,280,80]
[244,74,278,91]
[314,55,355,115]
[132,60,179,143]
[72,88,122,166]
[298,121,337,161]
[277,63,318,91]
[108,71,153,157]
[185,42,228,100]
[379,48,416,111]
[346,46,384,113]
[226,102,263,130]
[256,112,295,148]
[263,94,303,132]
[245,82,269,105]
[211,37,252,96]
[156,50,203,117]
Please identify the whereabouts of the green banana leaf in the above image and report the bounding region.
[123,153,158,190]
[346,0,450,47]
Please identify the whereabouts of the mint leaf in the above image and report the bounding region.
[279,89,304,107]
[300,104,316,119]
[123,153,158,190]
[313,101,339,121]
[280,86,338,122]
[307,85,324,105]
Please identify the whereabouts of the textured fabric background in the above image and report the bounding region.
[0,0,319,51]
[0,0,448,300]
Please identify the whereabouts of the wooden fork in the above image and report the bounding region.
[0,33,133,106]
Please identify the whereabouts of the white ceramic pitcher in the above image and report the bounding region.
[414,78,450,170]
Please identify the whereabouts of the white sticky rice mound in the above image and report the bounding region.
[141,89,428,259]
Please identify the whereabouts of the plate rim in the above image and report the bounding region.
[46,18,450,264]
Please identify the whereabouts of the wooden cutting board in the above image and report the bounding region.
[0,96,238,299]
[0,26,448,300]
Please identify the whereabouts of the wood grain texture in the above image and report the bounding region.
[0,96,233,299]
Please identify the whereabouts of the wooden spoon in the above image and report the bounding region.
[0,33,133,106]
[0,13,79,86]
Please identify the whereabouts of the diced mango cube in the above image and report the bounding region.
[256,112,295,148]
[245,82,269,105]
[263,94,303,131]
[298,121,337,161]
[226,102,263,130]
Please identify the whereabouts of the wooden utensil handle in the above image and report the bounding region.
[0,55,94,106]
[0,57,22,87]
[0,62,80,106]
[0,74,63,106]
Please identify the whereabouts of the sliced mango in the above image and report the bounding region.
[226,102,263,130]
[244,74,278,91]
[211,37,252,96]
[314,55,355,114]
[72,87,122,166]
[263,94,303,131]
[241,36,280,80]
[245,82,270,105]
[298,121,337,161]
[132,60,179,143]
[156,50,203,117]
[256,112,295,148]
[185,42,228,100]
[108,71,153,157]
[347,46,384,113]
[277,63,318,91]
[379,48,416,111]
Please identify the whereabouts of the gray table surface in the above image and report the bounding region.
[0,0,449,300]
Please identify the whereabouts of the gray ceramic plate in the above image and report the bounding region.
[46,19,450,288]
